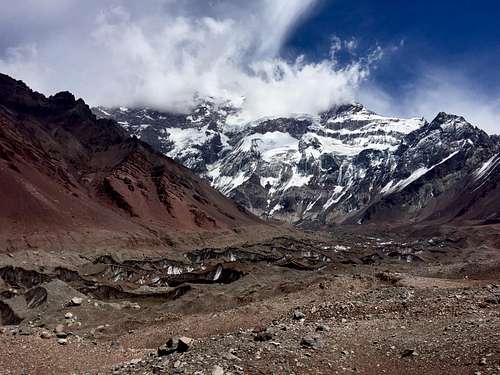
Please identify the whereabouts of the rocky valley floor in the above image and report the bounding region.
[0,226,499,375]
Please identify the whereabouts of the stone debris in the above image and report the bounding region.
[0,233,499,374]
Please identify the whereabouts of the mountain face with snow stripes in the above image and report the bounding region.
[93,102,500,227]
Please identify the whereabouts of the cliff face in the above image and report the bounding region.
[96,102,500,227]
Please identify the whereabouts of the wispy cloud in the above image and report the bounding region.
[0,0,375,120]
[3,1,493,133]
[360,67,500,134]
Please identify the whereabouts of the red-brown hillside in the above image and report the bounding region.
[0,73,261,253]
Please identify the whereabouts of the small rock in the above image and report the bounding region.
[64,312,74,319]
[254,331,273,342]
[212,365,224,375]
[479,357,487,366]
[316,324,330,332]
[40,331,52,339]
[69,297,83,306]
[252,325,267,333]
[110,340,120,349]
[177,336,193,352]
[56,331,68,339]
[300,336,320,349]
[18,327,32,336]
[159,336,193,356]
[401,349,418,358]
[96,325,106,332]
[157,344,174,357]
[223,352,241,361]
[57,338,68,345]
[293,310,306,320]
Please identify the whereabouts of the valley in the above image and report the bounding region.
[1,225,499,374]
[0,74,498,374]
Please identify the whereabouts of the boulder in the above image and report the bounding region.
[177,336,193,352]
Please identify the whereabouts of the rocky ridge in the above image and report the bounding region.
[95,101,500,227]
[0,74,260,253]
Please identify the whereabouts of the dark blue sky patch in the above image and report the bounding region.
[285,0,500,97]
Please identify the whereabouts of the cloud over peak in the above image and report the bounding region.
[0,0,374,119]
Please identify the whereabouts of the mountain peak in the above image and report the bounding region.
[429,112,488,140]
[96,98,499,226]
[321,102,371,118]
[432,111,467,124]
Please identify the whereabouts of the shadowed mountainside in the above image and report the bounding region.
[0,73,262,254]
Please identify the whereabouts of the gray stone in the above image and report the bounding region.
[40,331,52,339]
[300,336,320,349]
[158,344,175,357]
[316,324,331,332]
[56,331,68,338]
[254,331,273,342]
[70,297,83,306]
[293,310,305,320]
[212,365,224,375]
[401,349,418,358]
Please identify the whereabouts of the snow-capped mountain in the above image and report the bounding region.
[93,102,500,226]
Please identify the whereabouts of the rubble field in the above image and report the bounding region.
[0,227,499,374]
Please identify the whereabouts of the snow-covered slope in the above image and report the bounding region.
[93,103,499,226]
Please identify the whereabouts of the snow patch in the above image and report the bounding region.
[474,153,500,181]
[384,150,460,195]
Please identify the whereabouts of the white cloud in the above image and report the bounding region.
[5,1,492,135]
[359,68,500,134]
[0,0,374,120]
[345,38,358,53]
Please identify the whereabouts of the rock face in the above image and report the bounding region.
[0,74,259,253]
[95,101,500,227]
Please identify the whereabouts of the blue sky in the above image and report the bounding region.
[285,0,500,132]
[0,0,498,132]
[288,0,500,96]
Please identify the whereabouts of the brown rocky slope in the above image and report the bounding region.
[0,73,263,254]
